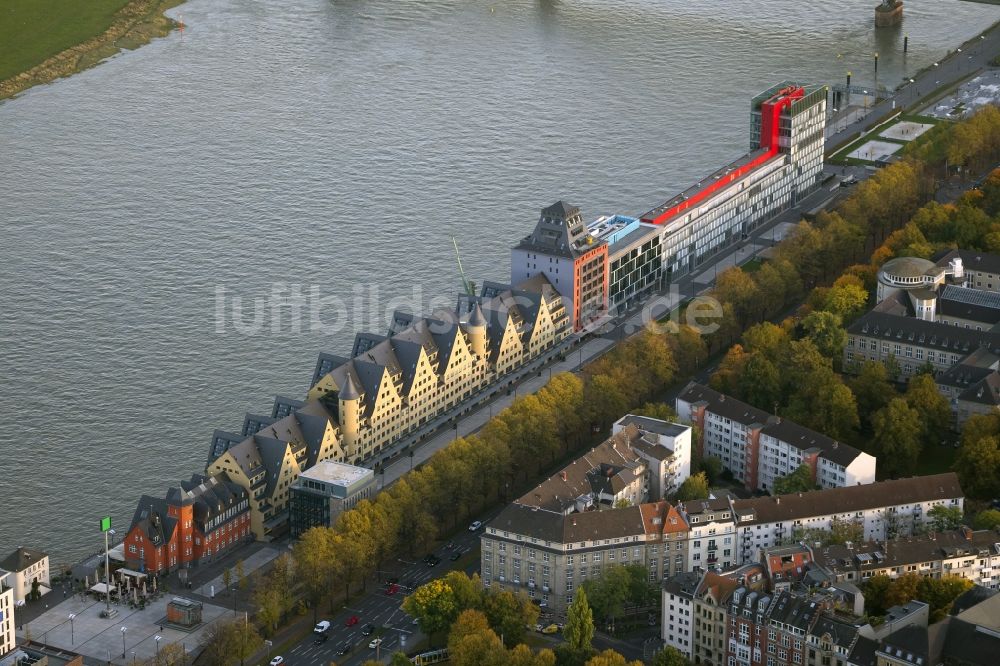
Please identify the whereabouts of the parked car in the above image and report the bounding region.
[345,615,359,627]
[384,575,400,585]
[444,541,455,550]
[386,583,400,595]
[314,620,331,633]
[541,624,559,634]
[449,551,462,561]
[369,637,383,649]
[336,641,352,656]
[468,520,483,531]
[840,175,858,187]
[269,657,284,666]
[361,623,376,636]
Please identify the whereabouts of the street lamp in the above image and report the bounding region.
[68,614,76,645]
[155,635,162,657]
[121,626,127,658]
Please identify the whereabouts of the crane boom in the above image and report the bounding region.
[452,237,475,297]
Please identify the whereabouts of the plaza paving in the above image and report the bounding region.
[879,120,934,141]
[17,592,233,665]
[847,139,903,162]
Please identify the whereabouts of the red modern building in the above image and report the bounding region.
[123,473,250,575]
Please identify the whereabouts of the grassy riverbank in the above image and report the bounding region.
[0,0,182,100]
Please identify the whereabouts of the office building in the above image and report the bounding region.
[289,460,376,537]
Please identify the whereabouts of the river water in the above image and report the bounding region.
[1,0,997,564]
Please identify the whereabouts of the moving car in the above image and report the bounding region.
[336,641,352,656]
[361,623,376,636]
[369,637,383,649]
[424,554,441,567]
[468,520,483,531]
[269,658,284,666]
[449,551,462,561]
[541,624,559,634]
[840,175,858,187]
[387,583,400,595]
[345,615,360,627]
[313,633,329,645]
[314,620,331,633]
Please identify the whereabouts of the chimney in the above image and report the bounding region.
[832,441,839,450]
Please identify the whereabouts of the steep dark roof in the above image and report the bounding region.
[878,625,928,665]
[935,248,1000,276]
[958,372,1000,406]
[941,617,1000,666]
[0,547,48,573]
[950,585,998,616]
[810,614,861,650]
[847,311,1000,356]
[488,503,646,544]
[128,495,177,547]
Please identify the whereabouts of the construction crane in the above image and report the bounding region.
[452,237,476,297]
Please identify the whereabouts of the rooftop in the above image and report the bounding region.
[299,460,374,486]
[881,256,938,279]
[0,547,47,573]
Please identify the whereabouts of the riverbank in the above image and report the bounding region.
[0,0,183,101]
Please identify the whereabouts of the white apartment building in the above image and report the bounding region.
[662,571,701,657]
[731,473,965,564]
[676,383,876,493]
[0,571,14,658]
[678,498,739,572]
[0,548,49,604]
[612,414,692,498]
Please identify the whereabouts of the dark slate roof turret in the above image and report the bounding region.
[339,371,361,401]
[468,302,487,328]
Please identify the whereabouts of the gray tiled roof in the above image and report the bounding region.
[848,311,1000,355]
[679,383,865,467]
[735,473,963,525]
[616,414,688,438]
[935,248,1000,276]
[0,547,47,573]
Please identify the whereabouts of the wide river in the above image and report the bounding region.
[2,0,998,565]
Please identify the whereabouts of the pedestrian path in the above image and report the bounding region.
[191,546,282,599]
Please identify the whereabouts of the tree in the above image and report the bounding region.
[390,653,413,666]
[443,571,483,614]
[772,464,816,495]
[222,567,232,594]
[927,505,963,532]
[200,618,262,665]
[448,609,492,654]
[872,399,923,478]
[584,649,644,666]
[564,587,595,653]
[710,344,749,397]
[482,588,536,647]
[254,554,295,635]
[509,644,557,666]
[738,354,781,413]
[973,509,1000,530]
[137,643,189,666]
[402,578,458,644]
[864,575,893,616]
[699,457,724,484]
[823,278,869,322]
[742,322,790,360]
[850,361,895,430]
[652,646,693,666]
[293,526,340,617]
[630,402,677,422]
[905,374,952,442]
[614,498,632,508]
[800,311,848,361]
[918,575,973,622]
[954,435,1000,500]
[675,472,710,502]
[449,626,507,666]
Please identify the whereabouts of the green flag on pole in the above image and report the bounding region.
[100,516,111,532]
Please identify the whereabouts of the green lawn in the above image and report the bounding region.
[0,0,132,81]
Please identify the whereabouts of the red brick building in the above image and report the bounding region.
[124,474,250,575]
